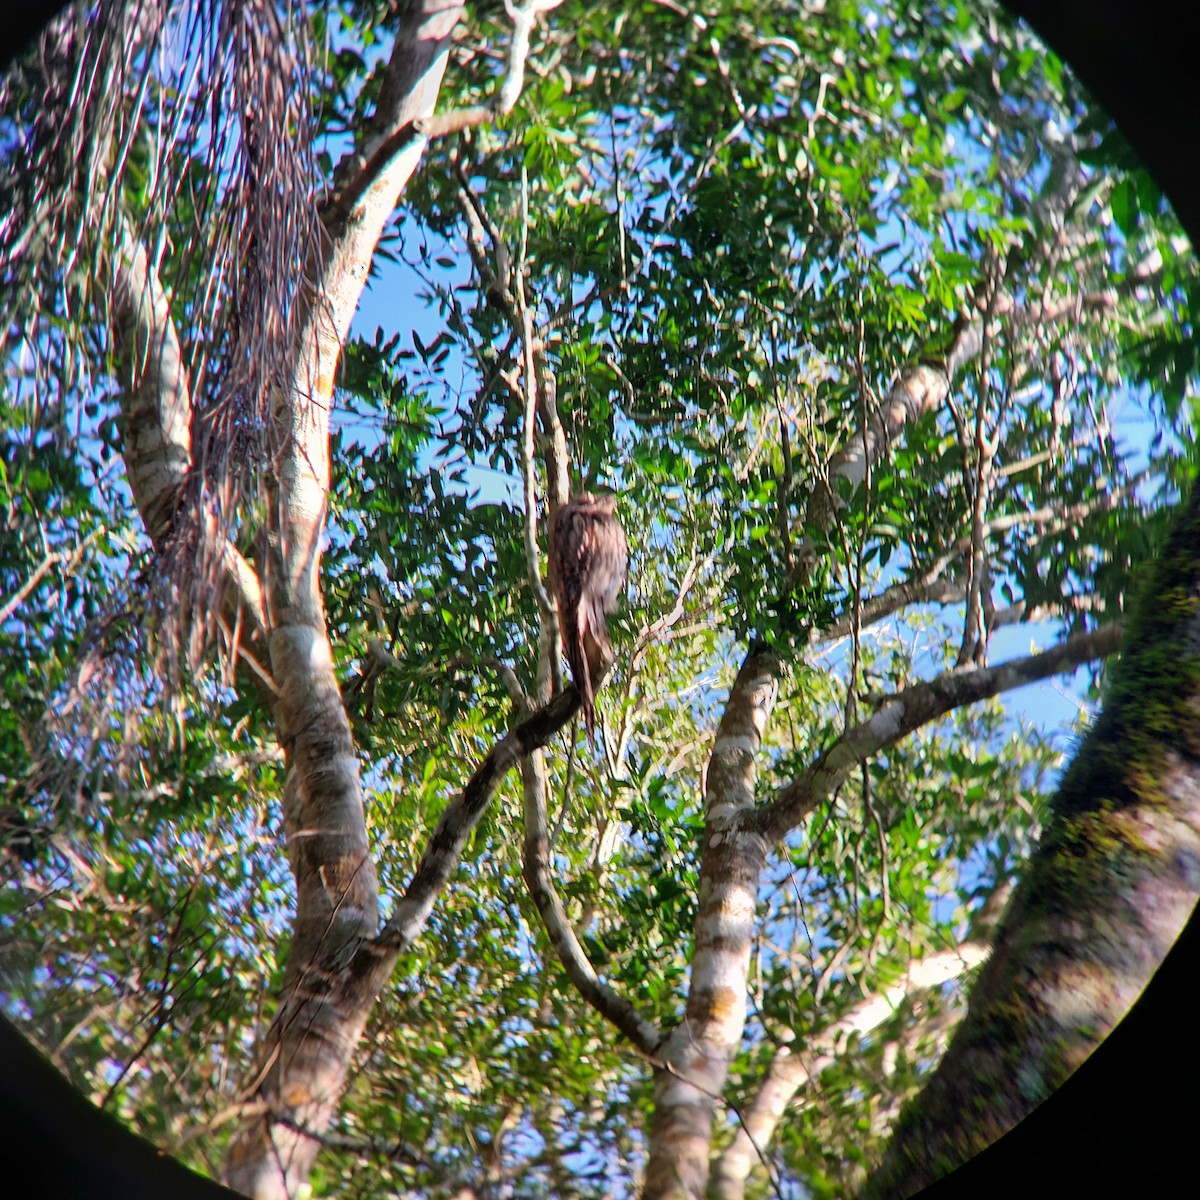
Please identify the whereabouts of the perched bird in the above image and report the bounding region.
[548,492,628,743]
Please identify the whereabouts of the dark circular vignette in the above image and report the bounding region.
[0,1,1197,1197]
[1,1,72,72]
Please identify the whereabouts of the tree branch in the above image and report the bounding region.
[754,622,1123,842]
[0,529,101,626]
[378,685,582,950]
[512,171,559,705]
[796,269,1135,578]
[711,943,990,1200]
[319,0,466,232]
[819,575,966,642]
[816,469,1145,645]
[112,218,267,638]
[111,221,194,545]
[323,0,553,230]
[520,749,664,1054]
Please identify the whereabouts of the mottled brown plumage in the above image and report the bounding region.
[549,492,628,742]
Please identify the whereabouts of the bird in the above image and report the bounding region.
[548,492,628,743]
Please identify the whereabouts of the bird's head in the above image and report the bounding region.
[573,489,618,514]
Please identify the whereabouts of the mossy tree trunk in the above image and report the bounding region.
[862,480,1200,1198]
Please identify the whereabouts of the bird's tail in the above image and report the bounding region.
[579,596,615,746]
[570,639,597,745]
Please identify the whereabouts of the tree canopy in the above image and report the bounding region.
[1,1,1198,1197]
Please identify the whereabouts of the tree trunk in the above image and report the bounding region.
[861,479,1200,1198]
[220,4,465,1194]
[642,646,780,1200]
[710,945,989,1200]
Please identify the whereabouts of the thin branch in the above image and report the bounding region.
[628,551,713,662]
[513,168,558,704]
[816,466,1147,643]
[520,750,664,1054]
[795,262,1136,579]
[0,528,101,625]
[0,552,59,627]
[711,943,989,1200]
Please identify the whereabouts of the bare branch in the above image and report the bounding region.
[796,267,1135,579]
[819,576,966,643]
[0,552,59,626]
[989,591,1108,630]
[513,172,558,704]
[320,0,466,231]
[629,552,714,662]
[755,622,1123,842]
[801,317,984,553]
[819,577,1109,645]
[816,466,1145,644]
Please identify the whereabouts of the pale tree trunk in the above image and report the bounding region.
[105,2,472,1195]
[633,623,1116,1197]
[634,275,1129,1195]
[860,479,1200,1199]
[641,646,781,1200]
[219,4,465,1195]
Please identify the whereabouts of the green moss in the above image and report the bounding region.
[1052,515,1200,822]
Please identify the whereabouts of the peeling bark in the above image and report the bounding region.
[642,646,780,1200]
[861,482,1200,1199]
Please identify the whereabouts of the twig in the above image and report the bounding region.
[0,527,101,625]
[513,167,558,704]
